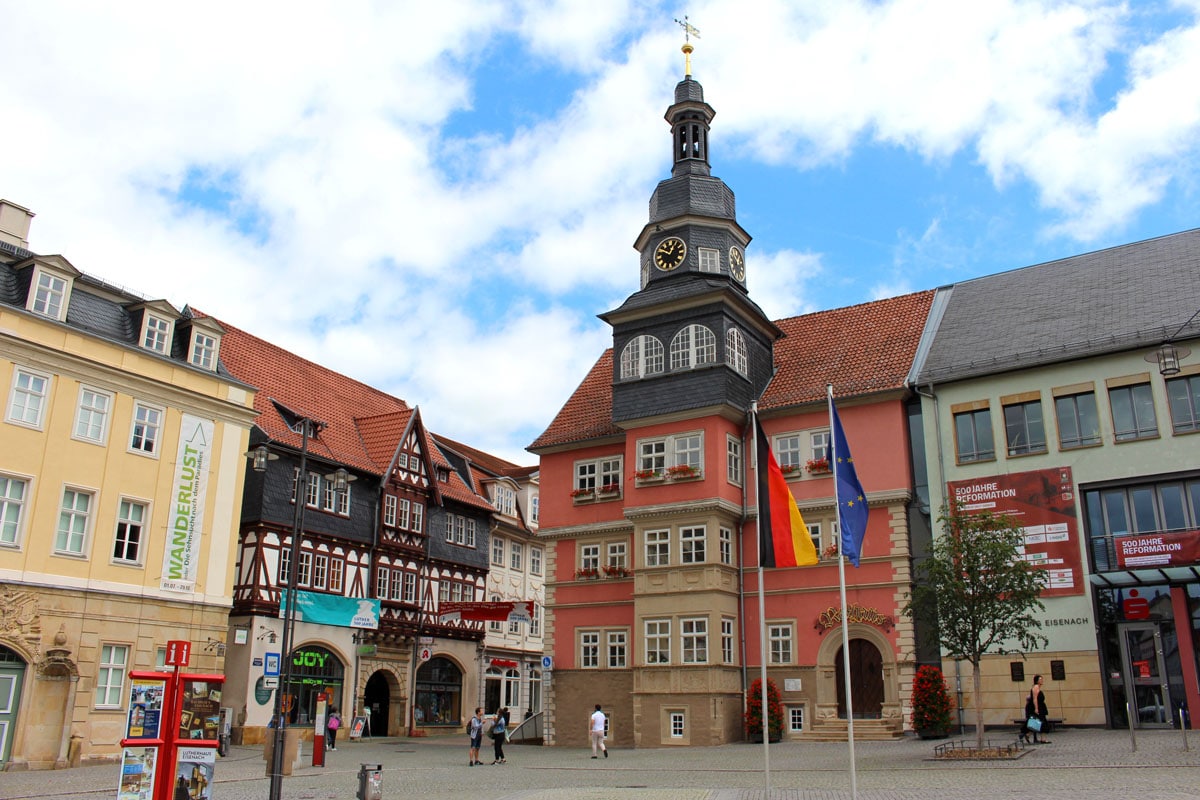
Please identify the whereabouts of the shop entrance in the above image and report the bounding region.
[0,646,26,767]
[835,639,884,719]
[1118,622,1172,728]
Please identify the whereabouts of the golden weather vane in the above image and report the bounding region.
[674,15,700,75]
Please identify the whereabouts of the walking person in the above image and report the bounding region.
[490,710,507,764]
[326,708,341,750]
[467,707,484,766]
[589,704,607,759]
[1021,674,1052,744]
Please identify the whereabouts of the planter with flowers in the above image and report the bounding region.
[570,487,594,503]
[821,543,840,561]
[602,564,631,578]
[666,464,700,480]
[780,464,801,477]
[744,677,784,743]
[634,468,664,484]
[597,483,621,497]
[805,457,831,475]
[910,665,954,739]
[574,567,600,580]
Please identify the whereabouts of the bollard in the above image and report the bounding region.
[356,763,383,800]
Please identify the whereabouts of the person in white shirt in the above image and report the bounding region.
[589,704,607,759]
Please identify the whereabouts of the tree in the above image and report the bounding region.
[904,504,1048,749]
[744,677,784,741]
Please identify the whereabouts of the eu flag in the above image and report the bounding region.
[831,399,868,567]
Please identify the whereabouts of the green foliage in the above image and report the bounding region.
[744,677,784,739]
[904,503,1048,747]
[910,665,954,733]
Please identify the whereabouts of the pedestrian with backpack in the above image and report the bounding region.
[466,707,484,766]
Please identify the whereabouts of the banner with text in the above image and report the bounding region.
[948,467,1084,597]
[1116,529,1200,568]
[161,414,214,593]
[281,590,381,629]
[438,600,533,624]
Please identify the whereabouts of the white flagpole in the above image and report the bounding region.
[829,384,859,800]
[750,403,771,793]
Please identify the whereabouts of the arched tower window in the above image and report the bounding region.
[726,328,748,376]
[620,335,665,379]
[670,325,717,370]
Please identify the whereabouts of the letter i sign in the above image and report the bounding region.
[166,640,191,667]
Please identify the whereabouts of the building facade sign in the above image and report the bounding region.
[161,414,214,593]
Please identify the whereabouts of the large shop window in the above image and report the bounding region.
[415,657,462,725]
[1085,478,1200,571]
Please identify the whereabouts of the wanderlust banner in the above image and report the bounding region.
[161,414,213,593]
[281,590,381,629]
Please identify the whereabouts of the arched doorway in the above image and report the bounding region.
[0,645,26,767]
[836,639,884,718]
[364,671,391,737]
[415,657,462,726]
[283,645,344,726]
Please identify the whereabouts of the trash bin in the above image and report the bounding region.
[264,728,302,776]
[356,763,382,800]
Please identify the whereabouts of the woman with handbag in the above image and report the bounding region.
[1022,674,1051,744]
[490,710,507,764]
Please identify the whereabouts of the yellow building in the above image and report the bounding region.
[0,200,258,769]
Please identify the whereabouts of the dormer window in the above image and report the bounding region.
[22,257,80,322]
[142,316,173,354]
[191,332,217,369]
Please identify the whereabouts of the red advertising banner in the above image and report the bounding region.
[1115,529,1200,568]
[947,467,1083,597]
[438,601,533,623]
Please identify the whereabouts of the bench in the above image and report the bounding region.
[1013,718,1063,734]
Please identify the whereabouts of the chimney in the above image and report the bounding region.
[0,200,35,249]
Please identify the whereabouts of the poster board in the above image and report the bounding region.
[173,747,216,800]
[117,747,158,800]
[349,716,367,740]
[179,679,222,742]
[126,679,167,741]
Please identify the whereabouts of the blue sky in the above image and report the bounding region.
[3,1,1199,465]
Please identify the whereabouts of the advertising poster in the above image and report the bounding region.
[947,467,1084,597]
[179,680,222,741]
[1115,529,1200,568]
[172,747,216,800]
[117,747,158,800]
[161,414,214,593]
[126,679,166,741]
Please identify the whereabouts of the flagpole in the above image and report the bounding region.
[829,384,859,800]
[750,403,771,793]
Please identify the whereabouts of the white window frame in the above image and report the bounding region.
[575,456,622,493]
[530,547,543,576]
[377,566,390,599]
[397,498,411,529]
[112,497,147,565]
[297,550,312,586]
[681,617,708,664]
[638,432,704,474]
[383,495,397,527]
[29,268,70,321]
[607,630,627,668]
[530,603,542,636]
[607,541,627,569]
[726,327,748,376]
[788,706,805,733]
[581,631,600,669]
[697,247,720,273]
[330,559,344,593]
[73,386,112,444]
[681,526,706,564]
[774,433,802,470]
[390,569,404,601]
[492,536,505,565]
[719,527,732,565]
[726,434,743,486]
[669,324,717,370]
[95,644,129,708]
[141,315,173,354]
[645,619,670,664]
[580,543,600,571]
[721,617,735,664]
[403,572,416,604]
[810,430,831,463]
[809,521,823,559]
[645,529,669,567]
[189,331,218,370]
[336,484,351,516]
[410,503,423,533]
[510,541,524,571]
[768,623,793,664]
[489,594,503,631]
[620,335,665,379]
[670,711,685,738]
[305,473,320,508]
[0,474,30,547]
[7,367,51,429]
[313,553,329,589]
[55,487,93,556]
[129,402,163,456]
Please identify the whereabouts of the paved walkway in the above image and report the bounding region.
[3,728,1200,800]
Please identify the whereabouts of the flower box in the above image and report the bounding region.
[574,568,600,580]
[805,458,831,474]
[634,469,661,481]
[666,464,699,479]
[602,564,630,578]
[780,464,801,476]
[597,483,621,495]
[569,488,593,498]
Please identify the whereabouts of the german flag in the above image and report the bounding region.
[756,418,818,568]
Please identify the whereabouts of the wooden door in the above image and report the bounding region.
[835,639,884,719]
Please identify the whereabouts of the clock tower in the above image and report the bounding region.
[602,41,780,424]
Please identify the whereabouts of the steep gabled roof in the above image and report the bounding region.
[761,290,935,409]
[215,316,410,474]
[528,350,620,452]
[423,427,495,513]
[433,434,530,477]
[356,410,416,471]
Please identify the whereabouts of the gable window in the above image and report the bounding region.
[669,324,717,370]
[112,499,146,564]
[1108,379,1158,441]
[726,328,748,376]
[645,529,669,567]
[645,619,670,664]
[1003,394,1047,456]
[697,247,719,273]
[130,403,162,455]
[492,536,505,565]
[681,526,706,564]
[95,644,128,708]
[531,495,539,525]
[74,387,112,443]
[620,335,665,379]
[1166,374,1200,434]
[31,271,68,320]
[383,495,397,527]
[1054,387,1101,449]
[494,485,516,516]
[953,404,994,463]
[190,332,218,370]
[681,617,708,663]
[576,457,622,493]
[7,367,50,428]
[56,488,92,555]
[0,475,29,546]
[142,315,172,354]
[768,623,793,664]
[727,435,743,485]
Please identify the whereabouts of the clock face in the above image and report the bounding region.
[729,247,745,281]
[654,237,686,271]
